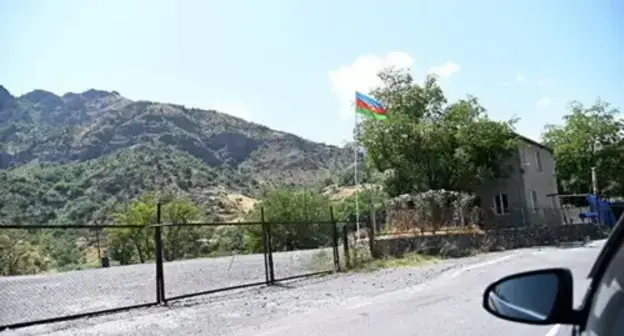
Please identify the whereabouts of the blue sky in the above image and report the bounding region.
[1,0,622,146]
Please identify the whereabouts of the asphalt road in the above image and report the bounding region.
[0,240,604,336]
[231,242,601,336]
[0,247,334,327]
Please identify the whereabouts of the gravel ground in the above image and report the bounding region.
[0,247,532,336]
[0,247,335,328]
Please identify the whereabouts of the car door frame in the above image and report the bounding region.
[575,216,624,332]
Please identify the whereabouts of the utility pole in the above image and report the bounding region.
[591,137,600,197]
[591,167,599,196]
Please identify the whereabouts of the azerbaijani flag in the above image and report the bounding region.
[355,91,387,120]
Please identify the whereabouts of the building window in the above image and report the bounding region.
[493,193,510,215]
[520,147,527,165]
[530,190,538,213]
[535,151,543,171]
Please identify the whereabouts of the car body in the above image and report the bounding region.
[482,215,624,335]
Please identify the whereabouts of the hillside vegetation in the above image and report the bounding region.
[0,85,352,226]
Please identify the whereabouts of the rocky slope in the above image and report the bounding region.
[0,85,351,225]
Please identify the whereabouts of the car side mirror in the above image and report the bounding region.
[482,268,576,325]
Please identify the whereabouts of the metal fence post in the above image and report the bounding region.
[263,207,275,285]
[342,224,351,269]
[154,203,166,304]
[330,206,340,272]
[367,217,376,259]
[370,201,377,235]
[261,207,270,285]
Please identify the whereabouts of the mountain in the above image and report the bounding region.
[0,85,351,225]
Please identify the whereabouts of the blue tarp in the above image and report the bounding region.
[582,194,617,228]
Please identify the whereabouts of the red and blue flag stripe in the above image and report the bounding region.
[355,92,387,120]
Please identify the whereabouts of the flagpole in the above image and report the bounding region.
[354,111,360,243]
[353,91,386,241]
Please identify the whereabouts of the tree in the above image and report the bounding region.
[542,99,623,196]
[0,230,48,275]
[107,194,157,264]
[335,187,388,223]
[245,188,333,252]
[359,68,518,196]
[106,192,204,264]
[41,231,87,270]
[160,196,203,260]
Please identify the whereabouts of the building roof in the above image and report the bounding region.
[514,132,553,153]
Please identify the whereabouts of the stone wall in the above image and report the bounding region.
[373,223,611,258]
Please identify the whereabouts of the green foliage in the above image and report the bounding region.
[0,230,49,276]
[0,88,352,189]
[542,99,623,196]
[359,68,518,196]
[106,192,204,264]
[0,228,93,275]
[245,188,335,252]
[0,143,258,228]
[0,87,355,274]
[334,187,389,222]
[107,194,158,264]
[41,232,88,269]
[161,195,204,260]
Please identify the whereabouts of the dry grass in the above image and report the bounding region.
[224,192,259,213]
[351,252,439,272]
[85,246,102,264]
[217,191,260,221]
[328,186,361,199]
[322,184,376,200]
[310,243,439,273]
[378,225,485,240]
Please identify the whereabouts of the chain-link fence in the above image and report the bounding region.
[160,221,269,301]
[0,224,158,329]
[267,219,340,282]
[0,206,344,331]
[2,202,615,331]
